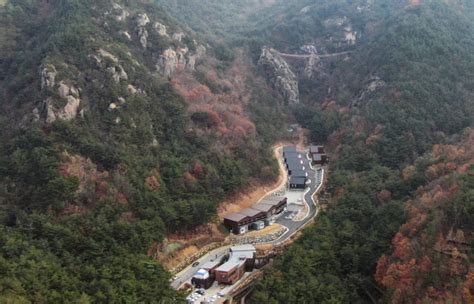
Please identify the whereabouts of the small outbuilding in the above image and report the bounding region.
[191,269,214,289]
[311,153,328,166]
[215,245,256,285]
[310,145,325,155]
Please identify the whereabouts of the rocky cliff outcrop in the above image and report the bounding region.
[258,47,299,104]
[40,64,57,89]
[111,2,130,22]
[90,49,128,83]
[157,48,178,76]
[45,81,81,123]
[352,76,386,107]
[156,45,206,77]
[172,32,185,42]
[154,22,168,37]
[136,13,150,49]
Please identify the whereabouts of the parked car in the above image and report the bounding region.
[192,261,199,267]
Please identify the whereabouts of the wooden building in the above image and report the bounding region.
[223,196,287,234]
[223,208,265,234]
[310,145,325,155]
[259,196,288,214]
[309,145,328,166]
[311,153,328,166]
[215,245,256,285]
[191,269,214,289]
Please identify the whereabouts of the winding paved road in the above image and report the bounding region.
[171,146,324,290]
[272,149,322,244]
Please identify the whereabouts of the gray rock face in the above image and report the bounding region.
[300,44,318,54]
[136,13,150,27]
[40,64,57,89]
[157,48,178,77]
[172,32,185,42]
[44,81,81,123]
[92,49,128,83]
[98,49,119,63]
[136,13,150,49]
[112,3,130,22]
[107,65,128,83]
[59,95,81,121]
[32,108,40,122]
[186,55,197,71]
[154,22,168,37]
[156,45,206,77]
[304,54,321,78]
[352,76,386,107]
[58,81,79,99]
[45,98,57,124]
[120,31,131,40]
[258,47,300,104]
[300,5,314,14]
[196,45,207,57]
[344,26,357,45]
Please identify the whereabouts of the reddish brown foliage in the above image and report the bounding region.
[116,192,129,205]
[192,162,204,177]
[170,53,257,145]
[375,129,474,303]
[145,175,160,190]
[376,189,392,204]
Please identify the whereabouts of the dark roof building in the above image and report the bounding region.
[311,153,328,166]
[289,176,307,190]
[215,245,256,285]
[286,159,305,173]
[251,203,275,214]
[223,197,287,234]
[290,169,308,178]
[310,145,325,155]
[286,158,303,167]
[284,152,302,162]
[283,146,297,154]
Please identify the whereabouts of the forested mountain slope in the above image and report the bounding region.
[0,0,473,302]
[154,0,277,40]
[0,0,284,301]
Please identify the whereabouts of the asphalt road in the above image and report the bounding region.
[171,147,323,290]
